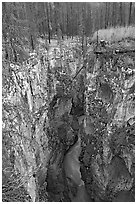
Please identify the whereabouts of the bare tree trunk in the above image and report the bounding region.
[120,3,123,26]
[105,3,108,29]
[122,3,126,26]
[45,2,51,44]
[24,2,36,50]
[128,2,132,25]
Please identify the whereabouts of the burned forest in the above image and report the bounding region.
[2,2,135,202]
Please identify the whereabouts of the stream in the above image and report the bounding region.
[64,136,91,201]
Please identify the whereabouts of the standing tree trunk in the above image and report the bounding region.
[120,3,123,26]
[105,3,108,29]
[25,2,37,50]
[45,2,51,44]
[66,4,69,38]
[122,3,126,26]
[128,2,132,25]
[112,3,115,27]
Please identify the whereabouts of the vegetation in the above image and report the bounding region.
[92,26,135,42]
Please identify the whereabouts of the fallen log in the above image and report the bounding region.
[94,49,135,55]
